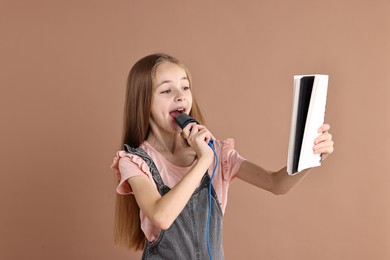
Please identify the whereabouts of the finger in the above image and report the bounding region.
[318,123,331,133]
[182,122,199,138]
[204,131,216,145]
[315,146,334,156]
[187,125,209,144]
[313,141,334,154]
[314,137,334,149]
[187,130,205,147]
[314,132,332,145]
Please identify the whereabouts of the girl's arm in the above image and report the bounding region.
[126,123,215,230]
[236,124,334,194]
[127,155,211,230]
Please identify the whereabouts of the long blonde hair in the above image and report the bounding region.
[115,53,205,250]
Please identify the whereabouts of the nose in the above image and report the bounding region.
[175,89,186,102]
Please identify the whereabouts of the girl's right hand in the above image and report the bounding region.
[181,122,215,161]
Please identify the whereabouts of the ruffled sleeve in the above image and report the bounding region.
[220,138,246,182]
[110,150,152,195]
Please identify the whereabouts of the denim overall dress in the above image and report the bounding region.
[124,145,224,260]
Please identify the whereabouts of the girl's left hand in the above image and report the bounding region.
[313,123,334,161]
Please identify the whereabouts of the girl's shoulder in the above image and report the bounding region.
[213,138,235,151]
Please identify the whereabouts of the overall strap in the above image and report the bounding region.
[123,144,165,192]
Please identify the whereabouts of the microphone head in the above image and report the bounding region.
[175,113,198,129]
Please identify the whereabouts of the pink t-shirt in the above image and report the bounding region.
[110,138,246,242]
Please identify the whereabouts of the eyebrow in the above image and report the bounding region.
[156,77,189,88]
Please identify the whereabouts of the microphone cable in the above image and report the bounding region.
[206,140,218,260]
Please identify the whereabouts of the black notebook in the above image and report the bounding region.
[287,75,329,175]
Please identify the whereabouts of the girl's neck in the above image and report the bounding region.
[146,132,197,167]
[146,131,188,154]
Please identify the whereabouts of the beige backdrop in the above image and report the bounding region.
[1,1,389,259]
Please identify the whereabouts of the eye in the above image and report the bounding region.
[161,89,171,94]
[183,86,190,91]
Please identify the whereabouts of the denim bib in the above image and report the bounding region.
[124,145,224,260]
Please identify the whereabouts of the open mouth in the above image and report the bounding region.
[169,108,185,119]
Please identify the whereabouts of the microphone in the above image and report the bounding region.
[174,113,214,147]
[174,113,198,129]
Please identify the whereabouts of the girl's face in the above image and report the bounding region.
[150,62,193,134]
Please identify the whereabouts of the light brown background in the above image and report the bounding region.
[1,1,389,259]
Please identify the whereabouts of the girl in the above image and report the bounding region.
[111,53,334,259]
